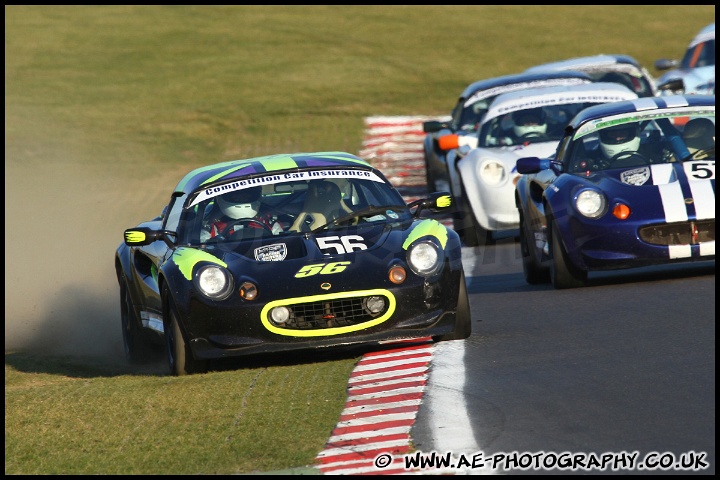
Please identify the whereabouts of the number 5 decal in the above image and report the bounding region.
[295,261,351,278]
[316,235,368,254]
[688,161,715,180]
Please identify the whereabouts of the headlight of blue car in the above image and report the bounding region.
[575,189,607,219]
[407,240,444,277]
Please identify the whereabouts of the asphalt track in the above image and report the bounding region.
[310,116,714,476]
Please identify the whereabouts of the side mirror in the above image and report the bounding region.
[408,191,453,216]
[438,134,478,153]
[124,227,174,248]
[423,120,450,133]
[427,191,452,212]
[516,157,551,174]
[654,58,679,71]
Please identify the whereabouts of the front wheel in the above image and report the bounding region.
[164,289,207,376]
[434,269,471,341]
[120,275,152,364]
[550,220,587,289]
[519,210,550,284]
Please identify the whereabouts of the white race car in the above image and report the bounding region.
[440,82,639,246]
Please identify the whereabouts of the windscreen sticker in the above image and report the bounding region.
[486,92,637,121]
[573,107,715,139]
[690,30,715,48]
[463,78,590,108]
[189,169,384,207]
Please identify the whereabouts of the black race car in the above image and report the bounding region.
[116,151,471,375]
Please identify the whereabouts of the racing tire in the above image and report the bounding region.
[164,289,207,376]
[519,210,550,284]
[454,192,494,247]
[120,275,153,364]
[434,269,472,341]
[550,220,587,289]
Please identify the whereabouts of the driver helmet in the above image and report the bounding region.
[512,108,547,138]
[217,186,261,220]
[682,117,715,154]
[598,123,641,159]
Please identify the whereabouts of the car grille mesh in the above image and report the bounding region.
[639,219,715,246]
[274,295,389,330]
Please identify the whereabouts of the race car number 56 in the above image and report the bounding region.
[295,262,351,278]
[316,235,368,254]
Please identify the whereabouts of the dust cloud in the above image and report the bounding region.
[5,157,181,362]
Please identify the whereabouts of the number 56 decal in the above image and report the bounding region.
[316,235,367,254]
[295,261,351,278]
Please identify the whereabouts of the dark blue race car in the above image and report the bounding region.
[515,95,715,289]
[116,152,470,375]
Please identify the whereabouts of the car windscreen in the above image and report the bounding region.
[478,102,601,148]
[566,111,715,173]
[178,171,410,245]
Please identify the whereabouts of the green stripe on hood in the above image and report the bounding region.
[402,219,448,250]
[172,247,227,281]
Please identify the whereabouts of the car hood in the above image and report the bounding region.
[195,218,450,265]
[567,162,716,224]
[584,162,708,188]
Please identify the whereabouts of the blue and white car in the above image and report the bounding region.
[443,82,638,246]
[525,54,658,98]
[655,23,715,95]
[515,95,715,289]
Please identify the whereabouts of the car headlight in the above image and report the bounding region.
[407,241,444,277]
[575,189,607,218]
[478,159,506,186]
[194,264,234,300]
